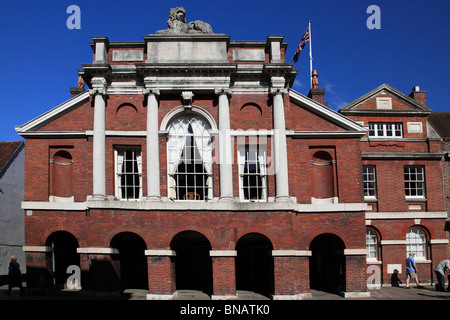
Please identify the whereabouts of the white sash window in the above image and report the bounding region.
[238,144,267,201]
[406,228,427,259]
[115,147,142,200]
[366,229,378,261]
[368,123,403,138]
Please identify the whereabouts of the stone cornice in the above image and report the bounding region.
[21,199,368,213]
[361,152,443,160]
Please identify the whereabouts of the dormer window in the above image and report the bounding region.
[368,123,402,138]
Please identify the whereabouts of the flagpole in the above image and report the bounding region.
[309,20,313,89]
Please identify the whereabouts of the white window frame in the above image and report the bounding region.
[368,123,403,138]
[366,229,379,261]
[406,228,427,259]
[404,165,426,199]
[363,166,377,199]
[166,116,213,201]
[114,147,142,201]
[238,144,268,202]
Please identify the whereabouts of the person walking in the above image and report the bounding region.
[6,256,24,295]
[405,253,423,289]
[434,258,450,292]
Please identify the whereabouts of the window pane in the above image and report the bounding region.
[406,228,426,258]
[117,149,142,200]
[369,123,402,138]
[386,124,393,136]
[377,124,384,136]
[363,166,376,197]
[369,124,375,136]
[366,229,378,259]
[404,166,425,197]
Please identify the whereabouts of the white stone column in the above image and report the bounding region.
[271,80,290,202]
[145,89,161,201]
[90,77,107,200]
[216,88,234,201]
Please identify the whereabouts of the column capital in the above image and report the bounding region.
[90,77,108,96]
[91,76,107,88]
[269,87,288,96]
[214,88,232,97]
[89,88,107,96]
[143,88,160,97]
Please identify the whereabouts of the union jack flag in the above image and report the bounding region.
[292,26,310,63]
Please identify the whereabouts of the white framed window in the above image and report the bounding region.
[115,147,142,200]
[404,166,425,198]
[406,228,427,259]
[368,123,402,138]
[238,144,267,201]
[366,229,379,261]
[363,166,377,198]
[167,115,213,201]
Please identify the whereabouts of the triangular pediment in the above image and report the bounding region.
[339,84,431,116]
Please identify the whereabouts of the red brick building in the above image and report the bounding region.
[15,17,448,298]
[340,84,448,288]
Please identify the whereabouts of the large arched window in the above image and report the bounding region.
[167,115,213,200]
[406,227,427,259]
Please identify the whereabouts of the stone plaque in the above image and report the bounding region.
[232,49,265,61]
[376,97,392,109]
[112,50,144,62]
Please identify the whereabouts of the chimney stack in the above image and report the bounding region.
[409,85,427,107]
[70,75,85,98]
[307,70,328,107]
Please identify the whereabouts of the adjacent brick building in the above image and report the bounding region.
[15,11,448,298]
[340,85,448,288]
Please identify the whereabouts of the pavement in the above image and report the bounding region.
[1,283,449,300]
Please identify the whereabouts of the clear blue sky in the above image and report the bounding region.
[1,0,449,141]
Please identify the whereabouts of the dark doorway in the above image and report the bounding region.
[236,233,274,297]
[309,234,346,293]
[45,231,79,286]
[110,232,148,289]
[171,231,213,295]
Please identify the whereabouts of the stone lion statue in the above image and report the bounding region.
[156,7,213,35]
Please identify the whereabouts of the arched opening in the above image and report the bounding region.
[110,232,148,289]
[170,231,213,295]
[45,231,79,286]
[236,233,274,297]
[309,233,345,293]
[50,150,73,198]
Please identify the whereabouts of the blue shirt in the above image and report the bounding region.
[406,256,416,273]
